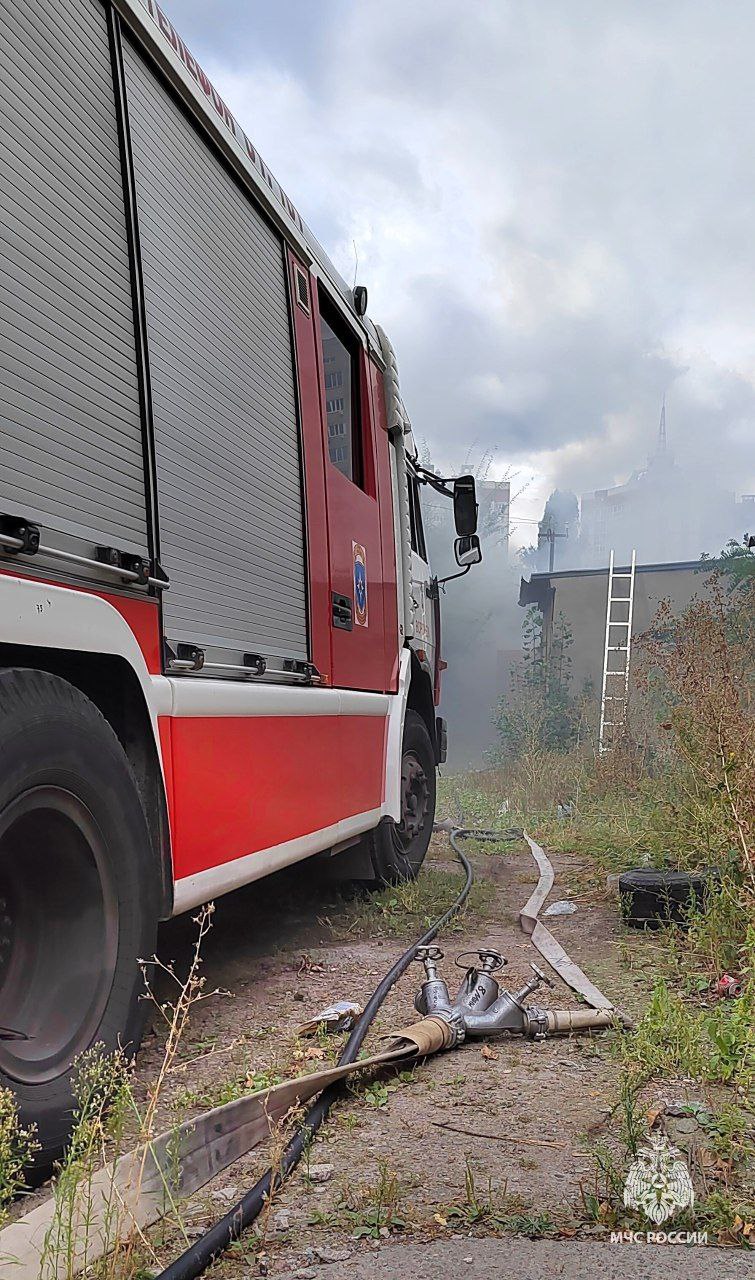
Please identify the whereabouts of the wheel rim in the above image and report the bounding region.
[398,751,429,848]
[0,787,119,1084]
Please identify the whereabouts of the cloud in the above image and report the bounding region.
[165,0,755,548]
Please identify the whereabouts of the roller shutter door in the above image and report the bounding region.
[0,0,147,554]
[123,41,308,662]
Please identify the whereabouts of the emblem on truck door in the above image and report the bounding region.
[353,541,368,626]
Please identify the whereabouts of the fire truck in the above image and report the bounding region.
[0,0,481,1163]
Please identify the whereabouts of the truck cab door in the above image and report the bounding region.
[314,288,392,692]
[407,471,437,694]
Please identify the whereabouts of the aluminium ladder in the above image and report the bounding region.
[598,549,636,753]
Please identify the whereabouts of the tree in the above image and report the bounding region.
[702,537,755,592]
[494,605,582,759]
[520,488,579,572]
[540,489,578,538]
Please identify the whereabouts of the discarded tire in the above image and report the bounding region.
[619,868,710,929]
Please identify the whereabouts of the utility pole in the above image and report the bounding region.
[539,524,569,572]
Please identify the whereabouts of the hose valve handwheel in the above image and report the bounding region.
[454,948,506,973]
[415,945,444,980]
[530,962,554,990]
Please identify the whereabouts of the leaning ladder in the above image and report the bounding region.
[598,549,637,753]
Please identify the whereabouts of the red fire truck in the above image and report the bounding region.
[0,0,481,1163]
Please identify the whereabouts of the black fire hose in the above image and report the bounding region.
[156,830,479,1280]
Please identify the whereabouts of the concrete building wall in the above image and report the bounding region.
[523,561,711,712]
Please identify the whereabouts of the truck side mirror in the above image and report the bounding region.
[454,534,482,567]
[453,475,478,536]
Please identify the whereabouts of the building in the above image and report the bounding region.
[519,559,711,722]
[477,477,511,559]
[578,403,739,567]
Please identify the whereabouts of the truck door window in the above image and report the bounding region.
[318,293,363,488]
[408,474,428,561]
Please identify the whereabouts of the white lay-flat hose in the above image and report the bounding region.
[521,833,633,1027]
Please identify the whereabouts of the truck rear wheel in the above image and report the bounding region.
[370,709,436,883]
[0,669,158,1172]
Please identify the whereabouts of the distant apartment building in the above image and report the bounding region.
[477,477,511,560]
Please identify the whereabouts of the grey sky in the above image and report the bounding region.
[165,0,755,540]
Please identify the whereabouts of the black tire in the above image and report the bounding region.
[619,867,712,929]
[0,668,159,1172]
[370,709,436,883]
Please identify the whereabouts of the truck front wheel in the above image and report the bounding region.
[370,709,436,883]
[0,669,159,1173]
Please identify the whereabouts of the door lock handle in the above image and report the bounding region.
[332,593,353,631]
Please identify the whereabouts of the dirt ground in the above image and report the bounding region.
[112,829,741,1278]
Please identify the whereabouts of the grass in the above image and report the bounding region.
[39,1048,135,1278]
[695,1190,755,1245]
[691,1101,754,1163]
[441,759,703,878]
[346,1067,418,1112]
[596,923,755,1244]
[328,867,495,940]
[5,904,230,1280]
[172,1018,349,1117]
[445,740,755,1246]
[437,1159,556,1237]
[309,1161,410,1239]
[618,972,755,1089]
[0,1087,38,1231]
[172,1064,284,1114]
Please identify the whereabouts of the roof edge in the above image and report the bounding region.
[528,558,708,583]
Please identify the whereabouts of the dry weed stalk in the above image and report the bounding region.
[40,1050,132,1279]
[113,901,229,1276]
[38,903,229,1279]
[138,903,227,1145]
[256,1099,306,1249]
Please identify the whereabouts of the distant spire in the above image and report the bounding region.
[657,394,667,453]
